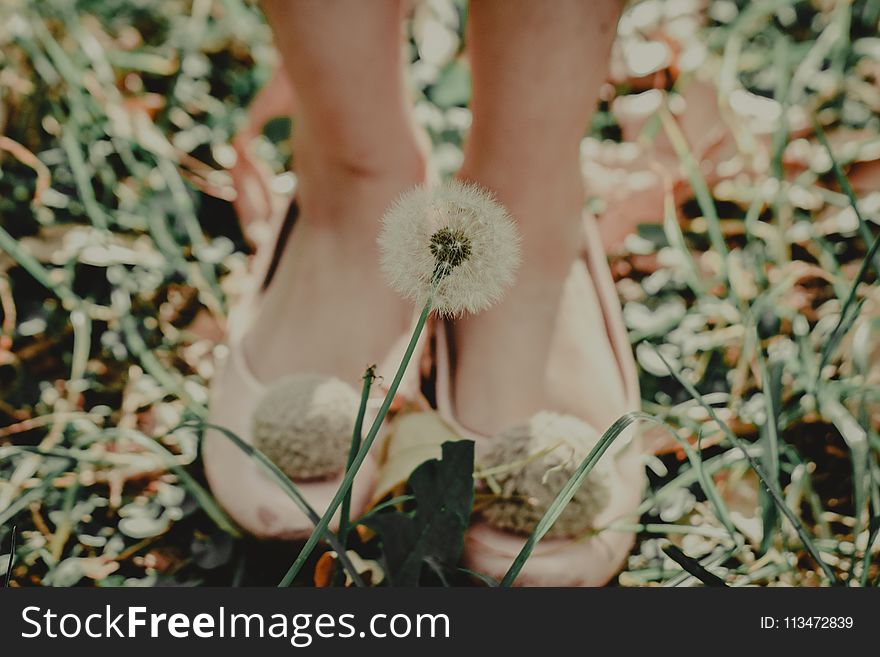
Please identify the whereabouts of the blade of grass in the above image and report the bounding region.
[814,121,880,376]
[769,35,792,185]
[859,516,879,588]
[638,420,740,545]
[652,346,839,584]
[155,157,225,312]
[814,234,851,299]
[48,472,79,562]
[0,464,72,527]
[193,422,365,587]
[662,542,729,587]
[813,120,880,271]
[354,495,415,525]
[338,366,375,547]
[819,393,869,544]
[334,366,375,586]
[782,445,833,540]
[3,525,16,587]
[117,428,241,539]
[458,567,499,587]
[733,561,794,587]
[0,225,81,310]
[118,310,207,419]
[691,427,740,545]
[637,442,761,517]
[821,298,870,376]
[662,544,736,587]
[500,411,647,587]
[662,189,706,296]
[61,129,110,230]
[756,347,782,554]
[659,106,729,280]
[710,0,794,52]
[792,2,851,106]
[768,35,794,267]
[609,522,732,540]
[742,194,769,289]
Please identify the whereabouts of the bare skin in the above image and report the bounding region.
[452,0,628,435]
[245,0,628,433]
[248,0,425,384]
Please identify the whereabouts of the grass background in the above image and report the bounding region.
[1,0,879,586]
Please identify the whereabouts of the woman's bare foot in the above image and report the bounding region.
[242,146,426,386]
[450,174,629,437]
[243,0,429,386]
[443,0,628,439]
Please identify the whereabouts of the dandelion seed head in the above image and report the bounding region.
[479,412,612,538]
[252,374,358,481]
[379,180,521,316]
[429,226,472,275]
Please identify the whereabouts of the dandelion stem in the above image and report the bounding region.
[279,296,433,587]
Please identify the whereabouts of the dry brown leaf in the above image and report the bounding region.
[372,410,463,504]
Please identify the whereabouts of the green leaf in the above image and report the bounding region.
[365,440,475,586]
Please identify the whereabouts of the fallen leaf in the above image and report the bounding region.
[373,411,462,503]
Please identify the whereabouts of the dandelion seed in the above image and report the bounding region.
[251,374,359,481]
[480,412,612,538]
[379,180,521,316]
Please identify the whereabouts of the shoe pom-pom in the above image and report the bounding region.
[252,374,358,481]
[479,412,612,538]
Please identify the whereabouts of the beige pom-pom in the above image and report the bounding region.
[251,374,359,481]
[480,412,612,538]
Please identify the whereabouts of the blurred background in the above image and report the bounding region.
[1,0,879,587]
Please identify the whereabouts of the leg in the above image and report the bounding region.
[263,0,425,180]
[453,0,628,434]
[246,0,427,383]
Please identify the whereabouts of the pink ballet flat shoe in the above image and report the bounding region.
[434,212,646,586]
[203,200,423,540]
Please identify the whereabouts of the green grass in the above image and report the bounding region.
[1,0,879,587]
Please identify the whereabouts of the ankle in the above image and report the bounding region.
[287,138,427,237]
[295,128,428,184]
[453,166,586,276]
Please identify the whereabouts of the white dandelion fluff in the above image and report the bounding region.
[378,180,521,316]
[480,412,612,538]
[251,374,359,481]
